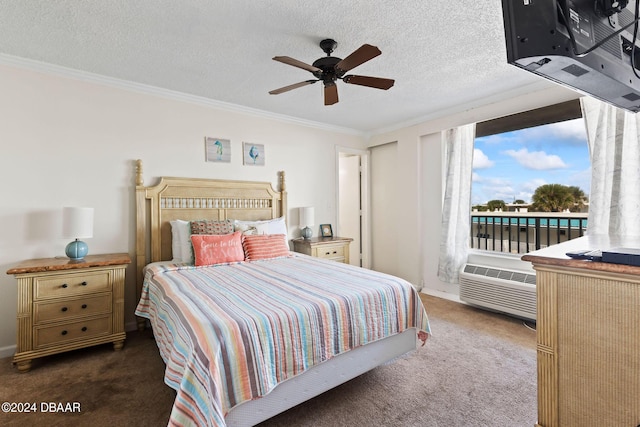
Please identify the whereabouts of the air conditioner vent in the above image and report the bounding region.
[459,263,536,320]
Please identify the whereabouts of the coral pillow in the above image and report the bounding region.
[191,232,244,266]
[242,234,291,261]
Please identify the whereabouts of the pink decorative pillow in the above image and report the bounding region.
[242,234,291,261]
[191,232,244,266]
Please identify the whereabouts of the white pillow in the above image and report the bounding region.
[234,216,287,238]
[169,220,192,263]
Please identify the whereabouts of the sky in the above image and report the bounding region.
[472,118,590,206]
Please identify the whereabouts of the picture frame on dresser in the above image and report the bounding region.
[320,224,333,237]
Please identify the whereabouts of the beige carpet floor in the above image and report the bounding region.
[0,294,536,426]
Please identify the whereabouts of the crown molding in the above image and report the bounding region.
[0,53,364,137]
[366,79,576,139]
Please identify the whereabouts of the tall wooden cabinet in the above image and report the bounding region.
[522,235,640,427]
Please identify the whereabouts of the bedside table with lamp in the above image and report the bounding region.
[6,207,130,372]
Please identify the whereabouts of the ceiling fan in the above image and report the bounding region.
[269,38,395,106]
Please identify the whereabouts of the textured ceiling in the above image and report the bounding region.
[0,0,563,134]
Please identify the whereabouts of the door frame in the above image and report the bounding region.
[335,146,370,269]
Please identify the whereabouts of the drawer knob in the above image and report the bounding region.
[62,284,68,289]
[61,307,68,312]
[325,252,331,255]
[81,327,88,332]
[61,330,68,336]
[81,304,87,309]
[81,281,88,286]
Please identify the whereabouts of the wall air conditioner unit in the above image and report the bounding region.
[459,263,536,321]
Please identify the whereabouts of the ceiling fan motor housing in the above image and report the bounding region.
[312,56,342,83]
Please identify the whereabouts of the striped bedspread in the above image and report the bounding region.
[135,254,430,427]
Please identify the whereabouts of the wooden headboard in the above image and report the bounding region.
[134,160,287,310]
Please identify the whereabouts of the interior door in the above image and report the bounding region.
[339,154,361,266]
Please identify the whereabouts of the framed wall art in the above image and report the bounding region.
[205,137,231,163]
[243,142,265,166]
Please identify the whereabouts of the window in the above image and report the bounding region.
[470,100,590,253]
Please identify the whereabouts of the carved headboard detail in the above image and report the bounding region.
[134,159,287,310]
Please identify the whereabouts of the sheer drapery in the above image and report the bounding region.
[437,123,476,284]
[581,97,640,237]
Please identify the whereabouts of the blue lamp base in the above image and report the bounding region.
[65,239,89,261]
[301,226,312,239]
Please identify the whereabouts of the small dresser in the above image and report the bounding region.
[6,253,130,372]
[292,237,353,264]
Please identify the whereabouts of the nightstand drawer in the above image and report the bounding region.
[292,237,353,264]
[316,245,345,259]
[34,316,112,348]
[34,271,111,300]
[34,294,112,324]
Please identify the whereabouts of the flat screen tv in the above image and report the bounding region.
[502,0,640,112]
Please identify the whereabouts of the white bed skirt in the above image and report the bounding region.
[225,328,417,426]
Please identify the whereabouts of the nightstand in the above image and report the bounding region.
[6,253,131,372]
[292,237,353,263]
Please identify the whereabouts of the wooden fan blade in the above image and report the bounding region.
[324,83,339,105]
[273,56,321,73]
[335,44,381,74]
[269,80,317,95]
[343,75,395,90]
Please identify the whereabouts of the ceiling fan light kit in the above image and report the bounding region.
[269,38,395,105]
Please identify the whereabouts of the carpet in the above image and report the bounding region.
[0,294,537,426]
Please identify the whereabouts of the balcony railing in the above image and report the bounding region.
[470,212,588,254]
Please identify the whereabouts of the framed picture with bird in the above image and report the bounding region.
[205,137,231,163]
[243,142,265,166]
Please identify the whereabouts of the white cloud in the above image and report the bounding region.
[473,148,494,169]
[522,178,548,193]
[566,167,591,196]
[503,148,567,170]
[519,118,587,146]
[547,119,587,140]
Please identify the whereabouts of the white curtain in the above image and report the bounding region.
[437,123,476,284]
[581,97,640,237]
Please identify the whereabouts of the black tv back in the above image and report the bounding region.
[502,0,640,112]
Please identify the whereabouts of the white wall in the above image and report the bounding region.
[367,85,580,298]
[0,63,365,357]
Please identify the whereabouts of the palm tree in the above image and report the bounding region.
[487,199,506,211]
[530,184,575,212]
[567,186,588,212]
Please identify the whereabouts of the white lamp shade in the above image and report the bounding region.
[63,207,94,239]
[299,207,315,227]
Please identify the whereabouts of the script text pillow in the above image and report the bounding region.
[191,232,244,266]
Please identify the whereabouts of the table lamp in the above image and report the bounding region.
[63,207,94,261]
[299,207,314,239]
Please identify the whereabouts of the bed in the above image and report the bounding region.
[132,160,431,426]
